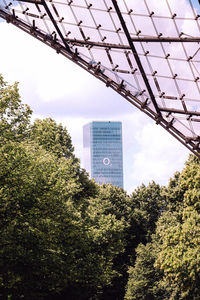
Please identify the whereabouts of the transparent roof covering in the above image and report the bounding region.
[1,0,200,157]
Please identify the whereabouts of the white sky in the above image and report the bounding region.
[0,20,189,193]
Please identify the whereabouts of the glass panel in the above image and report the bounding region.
[91,9,116,31]
[153,17,179,37]
[167,0,194,18]
[169,59,194,80]
[147,0,171,17]
[148,56,172,77]
[131,15,156,36]
[125,0,148,15]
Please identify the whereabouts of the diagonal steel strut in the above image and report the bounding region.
[111,0,161,116]
[17,0,71,52]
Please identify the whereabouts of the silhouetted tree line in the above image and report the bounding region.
[0,75,200,299]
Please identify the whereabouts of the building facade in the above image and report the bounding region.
[83,121,123,188]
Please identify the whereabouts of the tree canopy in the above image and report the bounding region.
[125,155,200,300]
[0,75,125,299]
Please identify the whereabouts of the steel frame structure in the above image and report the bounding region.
[0,0,200,157]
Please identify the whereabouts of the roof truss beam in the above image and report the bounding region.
[111,0,161,115]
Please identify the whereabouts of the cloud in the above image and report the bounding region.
[0,22,135,118]
[0,22,91,98]
[130,122,188,191]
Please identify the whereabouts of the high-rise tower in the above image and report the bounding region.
[83,121,123,188]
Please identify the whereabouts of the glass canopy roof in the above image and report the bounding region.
[1,0,200,157]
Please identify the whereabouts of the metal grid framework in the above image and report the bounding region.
[1,0,200,157]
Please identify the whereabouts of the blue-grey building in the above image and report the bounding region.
[83,121,123,188]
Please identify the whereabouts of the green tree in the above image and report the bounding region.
[30,118,75,160]
[124,182,167,300]
[30,118,97,202]
[98,182,164,300]
[154,156,200,299]
[96,184,131,221]
[125,242,167,300]
[0,75,126,300]
[90,185,130,300]
[0,140,126,299]
[130,181,165,244]
[125,155,200,300]
[0,140,82,299]
[155,208,200,299]
[125,210,180,300]
[0,74,32,142]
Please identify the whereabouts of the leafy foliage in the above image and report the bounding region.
[154,156,200,299]
[0,75,32,142]
[129,181,164,245]
[0,140,81,299]
[0,75,125,299]
[30,118,75,160]
[126,155,200,300]
[30,117,97,203]
[125,242,167,300]
[98,182,164,300]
